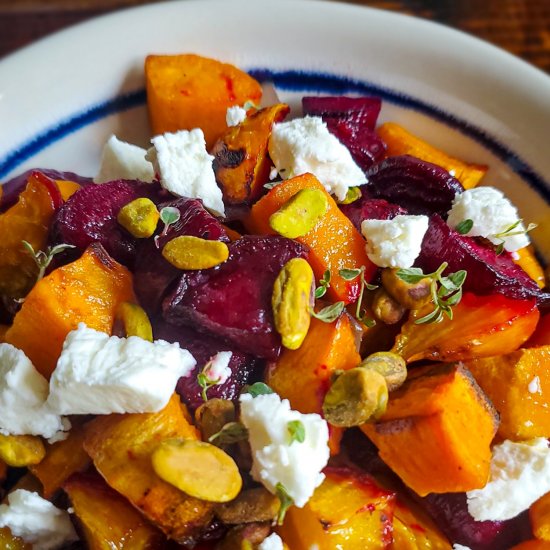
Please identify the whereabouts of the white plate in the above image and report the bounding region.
[0,0,549,259]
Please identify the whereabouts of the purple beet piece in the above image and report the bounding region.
[154,321,260,412]
[417,214,549,305]
[50,180,159,267]
[134,197,230,314]
[340,192,407,232]
[302,96,386,170]
[1,169,93,213]
[302,96,382,131]
[163,235,308,360]
[419,492,531,550]
[365,155,464,216]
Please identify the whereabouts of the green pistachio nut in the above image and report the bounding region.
[272,258,314,350]
[381,268,433,310]
[322,368,388,427]
[269,188,329,238]
[359,351,407,392]
[162,235,229,270]
[117,197,160,238]
[372,288,406,325]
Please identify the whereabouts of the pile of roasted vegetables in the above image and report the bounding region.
[0,53,549,550]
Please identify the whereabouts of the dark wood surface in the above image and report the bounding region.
[1,0,549,74]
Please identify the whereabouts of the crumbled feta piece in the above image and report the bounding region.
[361,215,429,268]
[528,376,542,394]
[226,106,247,127]
[258,532,284,550]
[204,351,232,385]
[47,323,196,415]
[0,490,78,550]
[146,129,225,216]
[269,166,279,180]
[94,135,154,183]
[453,545,472,550]
[268,116,366,201]
[467,438,550,521]
[447,187,530,252]
[239,392,330,507]
[0,344,69,441]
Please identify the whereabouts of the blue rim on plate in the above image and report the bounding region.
[1,68,549,205]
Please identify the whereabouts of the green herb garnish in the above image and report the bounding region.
[339,266,378,327]
[315,269,331,299]
[491,220,537,254]
[287,420,306,445]
[243,382,275,398]
[208,422,249,446]
[455,218,474,235]
[275,482,294,525]
[154,206,181,247]
[22,241,76,283]
[310,301,345,323]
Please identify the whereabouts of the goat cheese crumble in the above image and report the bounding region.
[203,351,232,385]
[0,490,78,550]
[226,105,247,127]
[447,187,530,252]
[94,135,154,183]
[0,343,69,442]
[258,532,284,550]
[47,323,196,415]
[268,116,366,201]
[239,392,330,508]
[146,129,225,216]
[467,438,550,521]
[361,214,429,268]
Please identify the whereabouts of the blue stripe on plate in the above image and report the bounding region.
[1,68,549,204]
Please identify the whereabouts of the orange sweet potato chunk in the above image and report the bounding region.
[245,173,375,304]
[361,363,498,496]
[64,471,165,549]
[393,293,540,363]
[377,122,487,189]
[278,466,395,550]
[509,541,550,549]
[213,103,289,205]
[0,172,59,299]
[513,245,546,289]
[83,394,213,543]
[531,492,550,542]
[30,424,91,498]
[0,528,31,550]
[4,243,134,379]
[55,179,81,202]
[465,346,550,440]
[267,314,360,454]
[145,54,262,149]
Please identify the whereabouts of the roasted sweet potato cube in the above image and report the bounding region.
[5,243,135,378]
[267,314,360,454]
[64,471,165,548]
[213,103,289,205]
[377,122,487,189]
[278,466,395,549]
[145,54,262,149]
[83,394,214,542]
[509,541,550,549]
[531,492,550,542]
[30,424,91,498]
[514,245,546,289]
[245,173,375,304]
[361,363,498,496]
[465,346,550,440]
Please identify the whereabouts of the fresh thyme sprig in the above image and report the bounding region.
[492,220,537,255]
[208,422,249,446]
[314,270,331,299]
[22,241,76,283]
[275,482,294,525]
[310,301,345,323]
[287,420,306,445]
[396,262,467,324]
[339,266,378,327]
[154,206,181,248]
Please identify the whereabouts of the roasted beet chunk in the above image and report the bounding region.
[419,492,531,550]
[134,197,230,314]
[339,191,407,232]
[417,214,549,305]
[163,235,308,360]
[302,96,386,170]
[50,180,158,266]
[154,322,260,412]
[365,155,464,216]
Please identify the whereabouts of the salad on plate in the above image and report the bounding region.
[0,53,548,550]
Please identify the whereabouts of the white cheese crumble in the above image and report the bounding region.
[226,106,247,127]
[453,545,472,550]
[447,187,530,252]
[0,344,69,442]
[361,214,429,268]
[94,135,154,183]
[528,375,542,394]
[47,323,196,415]
[268,116,367,201]
[146,129,225,216]
[467,438,550,521]
[0,490,78,550]
[204,351,232,385]
[239,392,330,508]
[258,532,284,550]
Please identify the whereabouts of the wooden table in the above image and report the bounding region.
[1,0,549,74]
